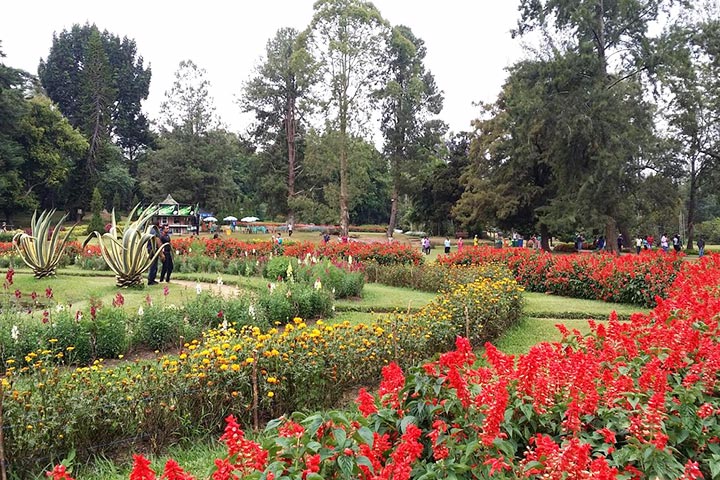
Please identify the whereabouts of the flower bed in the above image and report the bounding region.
[50,254,720,479]
[5,265,522,475]
[439,247,685,307]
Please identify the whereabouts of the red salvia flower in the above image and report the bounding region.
[161,459,195,480]
[129,454,156,480]
[356,387,378,416]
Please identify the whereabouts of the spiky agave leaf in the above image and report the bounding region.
[84,205,162,287]
[12,209,76,278]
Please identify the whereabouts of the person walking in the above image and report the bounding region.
[147,220,163,285]
[635,236,642,254]
[660,234,669,252]
[673,234,682,253]
[473,234,478,247]
[616,233,624,253]
[457,236,464,252]
[697,236,706,257]
[444,237,451,254]
[159,225,174,283]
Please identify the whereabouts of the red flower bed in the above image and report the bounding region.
[439,247,684,306]
[275,240,423,265]
[48,256,720,479]
[202,238,274,258]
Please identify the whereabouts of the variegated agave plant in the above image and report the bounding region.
[83,205,163,287]
[12,210,76,278]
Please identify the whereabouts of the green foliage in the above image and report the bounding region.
[133,304,185,351]
[258,283,334,324]
[139,129,243,214]
[174,254,225,274]
[93,306,129,358]
[296,260,364,298]
[83,205,163,287]
[38,23,153,164]
[12,209,76,278]
[378,24,447,235]
[363,260,447,291]
[302,0,391,235]
[263,256,300,281]
[86,187,105,235]
[695,218,720,244]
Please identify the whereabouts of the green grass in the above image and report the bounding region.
[2,271,243,315]
[493,317,596,356]
[334,283,437,312]
[330,310,385,325]
[523,291,648,319]
[44,437,226,480]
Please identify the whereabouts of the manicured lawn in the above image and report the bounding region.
[493,317,596,356]
[523,291,648,319]
[334,283,437,312]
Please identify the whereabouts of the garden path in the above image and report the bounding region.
[171,279,242,299]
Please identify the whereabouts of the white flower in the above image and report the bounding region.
[249,304,256,319]
[188,247,192,254]
[348,255,353,265]
[11,325,19,342]
[138,306,144,316]
[217,276,223,286]
[196,283,202,295]
[176,249,180,256]
[269,282,276,293]
[314,279,322,291]
[221,319,228,331]
[332,287,336,295]
[55,304,65,313]
[331,305,336,312]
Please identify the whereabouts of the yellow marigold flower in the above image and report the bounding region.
[245,357,255,364]
[267,391,274,398]
[231,364,240,372]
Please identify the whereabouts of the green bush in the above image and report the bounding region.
[133,304,186,351]
[75,255,110,271]
[695,218,720,244]
[93,307,129,358]
[263,256,300,281]
[0,256,20,269]
[296,260,364,298]
[363,261,440,291]
[52,311,93,364]
[225,258,262,277]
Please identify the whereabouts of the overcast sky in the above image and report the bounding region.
[1,0,527,136]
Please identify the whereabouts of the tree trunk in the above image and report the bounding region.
[686,160,698,250]
[339,108,349,237]
[386,185,398,238]
[605,217,618,254]
[540,224,551,251]
[286,97,297,227]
